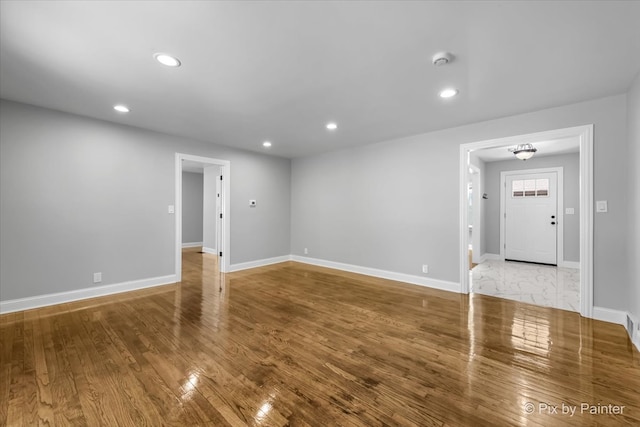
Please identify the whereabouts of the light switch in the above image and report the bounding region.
[168,205,175,214]
[565,208,575,215]
[596,200,608,213]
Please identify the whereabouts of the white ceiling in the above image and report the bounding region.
[1,1,639,159]
[473,136,580,163]
[181,160,204,174]
[181,160,221,174]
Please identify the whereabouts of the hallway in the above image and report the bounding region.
[471,260,580,312]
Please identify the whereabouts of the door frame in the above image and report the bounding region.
[459,125,594,318]
[175,153,231,279]
[215,171,222,258]
[500,167,564,265]
[469,165,481,264]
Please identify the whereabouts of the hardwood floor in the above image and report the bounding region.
[1,248,639,426]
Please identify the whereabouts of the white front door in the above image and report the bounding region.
[505,172,558,265]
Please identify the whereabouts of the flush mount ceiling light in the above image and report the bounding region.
[262,141,272,148]
[439,88,458,98]
[154,53,181,67]
[113,104,130,113]
[509,143,538,160]
[326,122,338,130]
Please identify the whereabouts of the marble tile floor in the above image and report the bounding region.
[471,259,580,312]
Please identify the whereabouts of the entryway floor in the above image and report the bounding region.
[471,259,580,312]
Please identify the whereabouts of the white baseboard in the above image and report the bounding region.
[291,255,460,293]
[481,253,578,269]
[202,247,217,255]
[182,242,203,248]
[592,306,628,325]
[480,253,502,262]
[229,255,291,272]
[587,307,640,352]
[0,274,177,314]
[626,312,640,353]
[560,260,580,269]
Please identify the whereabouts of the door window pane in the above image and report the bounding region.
[512,180,524,197]
[511,177,550,197]
[524,179,536,197]
[536,178,549,197]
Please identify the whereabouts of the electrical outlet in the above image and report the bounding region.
[93,272,102,283]
[422,265,429,274]
[304,248,308,255]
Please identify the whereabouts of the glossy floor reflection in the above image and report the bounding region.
[1,249,638,426]
[471,259,580,312]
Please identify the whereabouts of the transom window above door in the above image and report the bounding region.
[512,178,549,197]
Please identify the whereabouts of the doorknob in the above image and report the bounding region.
[551,221,556,225]
[551,215,555,219]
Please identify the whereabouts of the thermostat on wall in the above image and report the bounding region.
[596,200,608,213]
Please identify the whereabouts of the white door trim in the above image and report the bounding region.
[499,167,564,265]
[175,153,231,280]
[216,173,222,256]
[459,124,594,318]
[469,165,481,263]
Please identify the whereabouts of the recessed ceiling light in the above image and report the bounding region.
[439,88,458,98]
[154,53,181,67]
[263,141,272,148]
[326,122,338,130]
[113,104,130,113]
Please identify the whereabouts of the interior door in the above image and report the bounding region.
[505,172,557,265]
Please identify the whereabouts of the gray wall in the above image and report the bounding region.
[202,166,219,251]
[484,153,579,262]
[181,172,204,244]
[292,136,460,280]
[0,99,291,301]
[628,71,640,326]
[1,93,634,316]
[291,94,629,311]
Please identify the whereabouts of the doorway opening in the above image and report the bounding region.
[175,153,231,281]
[459,125,593,317]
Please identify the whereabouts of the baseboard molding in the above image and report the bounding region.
[592,306,628,326]
[229,255,291,272]
[0,274,177,314]
[182,242,203,248]
[202,247,217,255]
[480,253,578,269]
[291,255,460,293]
[625,312,640,353]
[560,260,580,269]
[591,307,640,352]
[481,253,502,262]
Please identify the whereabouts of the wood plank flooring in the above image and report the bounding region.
[1,248,639,426]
